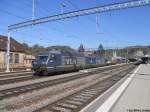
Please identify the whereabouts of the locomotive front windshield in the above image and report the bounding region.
[38,56,48,62]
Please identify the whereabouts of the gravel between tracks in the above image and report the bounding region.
[0,71,82,91]
[0,75,33,80]
[0,63,126,91]
[0,65,133,112]
[0,70,116,112]
[0,63,130,112]
[0,71,33,76]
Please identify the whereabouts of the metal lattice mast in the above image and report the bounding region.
[8,0,150,30]
[32,0,35,20]
[6,28,10,72]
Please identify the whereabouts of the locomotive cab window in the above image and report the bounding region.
[38,56,48,62]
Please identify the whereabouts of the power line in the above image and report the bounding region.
[0,9,27,20]
[23,0,69,36]
[0,0,49,21]
[65,0,102,33]
[64,0,144,48]
[0,1,66,40]
[65,0,126,44]
[29,0,80,39]
[0,0,34,20]
[0,27,7,33]
[65,0,80,9]
[0,2,85,40]
[24,0,52,16]
[65,0,109,37]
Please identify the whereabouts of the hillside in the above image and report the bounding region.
[47,45,77,53]
[22,43,78,56]
[22,43,150,58]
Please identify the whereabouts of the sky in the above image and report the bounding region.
[0,0,150,49]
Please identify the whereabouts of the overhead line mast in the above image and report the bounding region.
[32,0,35,20]
[6,0,150,72]
[8,0,150,30]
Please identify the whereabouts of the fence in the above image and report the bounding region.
[0,63,32,72]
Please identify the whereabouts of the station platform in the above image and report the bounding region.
[81,64,150,112]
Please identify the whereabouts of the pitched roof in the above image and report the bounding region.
[0,35,25,52]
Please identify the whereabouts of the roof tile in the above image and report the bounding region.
[0,35,25,52]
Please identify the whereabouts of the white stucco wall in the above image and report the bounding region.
[0,51,25,64]
[0,51,5,64]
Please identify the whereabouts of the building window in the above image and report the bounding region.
[9,53,13,63]
[15,54,19,63]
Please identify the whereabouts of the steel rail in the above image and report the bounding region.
[0,64,133,100]
[34,66,135,112]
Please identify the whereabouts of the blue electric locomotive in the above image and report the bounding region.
[32,50,106,75]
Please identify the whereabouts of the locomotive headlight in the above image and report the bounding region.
[33,61,37,65]
[42,62,47,64]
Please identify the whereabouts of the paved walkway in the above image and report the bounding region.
[110,64,150,112]
[81,64,150,112]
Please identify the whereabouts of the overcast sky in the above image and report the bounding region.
[0,0,150,49]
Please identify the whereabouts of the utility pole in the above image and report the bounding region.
[6,28,10,72]
[96,13,100,34]
[61,2,66,14]
[32,0,35,20]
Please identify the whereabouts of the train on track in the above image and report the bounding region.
[140,55,150,64]
[133,55,150,65]
[32,50,108,75]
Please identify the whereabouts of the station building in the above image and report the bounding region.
[0,35,34,71]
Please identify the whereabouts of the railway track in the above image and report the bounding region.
[0,64,130,85]
[0,64,127,86]
[0,71,33,80]
[0,64,118,85]
[0,64,133,100]
[0,75,40,85]
[0,71,37,85]
[0,71,33,76]
[35,65,135,112]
